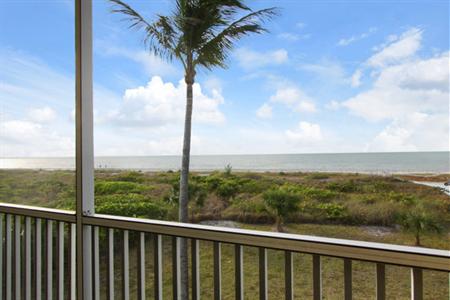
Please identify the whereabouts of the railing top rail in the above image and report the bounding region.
[85,213,450,272]
[0,203,447,271]
[0,203,76,223]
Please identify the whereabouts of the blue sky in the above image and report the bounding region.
[0,0,449,157]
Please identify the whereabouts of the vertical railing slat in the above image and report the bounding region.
[5,215,11,300]
[25,217,32,300]
[14,215,21,300]
[107,228,115,300]
[47,220,53,300]
[172,236,180,300]
[344,259,352,300]
[154,234,162,300]
[312,254,322,300]
[213,242,222,300]
[0,214,3,300]
[35,218,42,300]
[259,247,267,300]
[376,263,385,300]
[411,268,423,300]
[70,224,76,300]
[191,239,200,300]
[285,251,294,300]
[235,244,244,300]
[93,226,100,300]
[137,232,146,300]
[122,230,129,300]
[57,222,64,300]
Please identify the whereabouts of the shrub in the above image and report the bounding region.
[263,185,301,231]
[315,203,347,219]
[94,181,148,195]
[302,187,338,202]
[113,171,145,183]
[326,180,359,193]
[216,179,239,201]
[96,194,169,219]
[224,164,233,176]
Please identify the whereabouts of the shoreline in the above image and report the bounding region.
[2,167,450,176]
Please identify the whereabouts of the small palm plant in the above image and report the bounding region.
[109,0,278,296]
[398,206,442,246]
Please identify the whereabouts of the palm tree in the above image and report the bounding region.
[110,0,278,296]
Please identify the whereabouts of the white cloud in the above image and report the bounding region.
[107,76,225,128]
[286,122,323,143]
[95,42,178,77]
[269,87,317,113]
[298,59,351,86]
[366,113,449,152]
[325,100,341,110]
[277,33,300,42]
[235,48,288,69]
[0,119,74,157]
[277,33,311,42]
[338,27,377,46]
[27,107,56,123]
[296,22,306,29]
[343,46,449,151]
[367,27,422,68]
[351,69,362,87]
[256,103,273,119]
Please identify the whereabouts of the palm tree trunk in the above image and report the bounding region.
[415,232,421,246]
[179,66,194,299]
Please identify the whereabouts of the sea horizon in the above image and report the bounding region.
[1,151,449,174]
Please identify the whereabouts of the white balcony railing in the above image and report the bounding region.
[0,202,448,300]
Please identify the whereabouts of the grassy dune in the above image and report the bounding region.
[1,169,449,299]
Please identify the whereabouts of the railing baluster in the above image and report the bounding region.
[376,263,385,300]
[122,230,129,300]
[154,234,163,300]
[191,239,200,300]
[25,217,32,300]
[235,244,244,300]
[35,218,42,300]
[137,232,146,300]
[285,251,294,300]
[57,222,64,300]
[47,220,53,300]
[107,228,115,300]
[93,226,100,300]
[0,214,3,300]
[312,254,322,300]
[411,268,423,300]
[5,215,11,300]
[14,215,21,300]
[172,236,180,300]
[344,259,352,300]
[259,247,267,300]
[70,224,76,300]
[213,242,222,300]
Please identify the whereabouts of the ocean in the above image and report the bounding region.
[1,152,449,174]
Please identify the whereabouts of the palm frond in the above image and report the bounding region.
[195,7,279,69]
[109,0,179,61]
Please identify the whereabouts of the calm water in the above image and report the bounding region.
[1,152,449,174]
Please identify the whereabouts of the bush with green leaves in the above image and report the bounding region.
[96,194,170,219]
[315,203,347,219]
[327,180,359,193]
[263,185,301,231]
[94,181,149,195]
